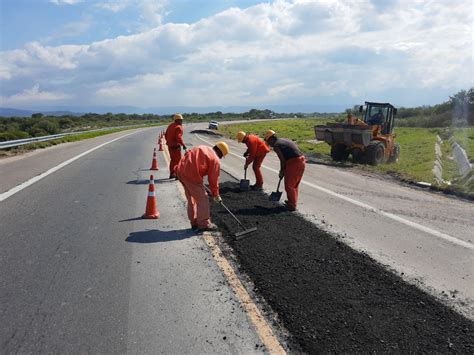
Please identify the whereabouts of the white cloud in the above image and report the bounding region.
[1,0,472,109]
[96,0,169,29]
[49,0,83,5]
[0,84,71,106]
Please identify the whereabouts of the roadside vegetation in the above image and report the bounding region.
[0,126,151,158]
[219,89,473,196]
[1,89,472,196]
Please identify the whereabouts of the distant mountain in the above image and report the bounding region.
[0,107,82,117]
[0,108,35,117]
[0,103,349,117]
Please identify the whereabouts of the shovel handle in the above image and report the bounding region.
[204,185,247,231]
[244,167,247,179]
[276,177,283,192]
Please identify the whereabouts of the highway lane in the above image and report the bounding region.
[0,127,262,353]
[184,122,474,319]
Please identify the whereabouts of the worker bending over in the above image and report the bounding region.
[236,131,270,191]
[264,130,305,211]
[175,142,229,232]
[165,113,187,179]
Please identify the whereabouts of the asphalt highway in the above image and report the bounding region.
[183,122,474,319]
[1,121,473,353]
[0,127,263,353]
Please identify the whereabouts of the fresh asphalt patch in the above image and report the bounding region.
[210,173,473,353]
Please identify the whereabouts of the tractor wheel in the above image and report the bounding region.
[388,143,401,163]
[365,141,385,166]
[351,148,364,163]
[331,144,349,161]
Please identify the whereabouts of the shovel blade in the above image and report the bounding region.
[269,191,282,202]
[239,179,250,191]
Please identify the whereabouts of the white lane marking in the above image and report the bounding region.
[194,134,474,250]
[0,131,140,202]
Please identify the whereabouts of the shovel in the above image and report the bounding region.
[239,167,250,191]
[269,177,283,202]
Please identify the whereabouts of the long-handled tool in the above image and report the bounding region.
[239,167,250,191]
[205,186,257,239]
[269,177,283,201]
[218,200,257,239]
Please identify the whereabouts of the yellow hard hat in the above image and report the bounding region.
[215,141,229,157]
[236,131,246,143]
[173,113,183,121]
[264,129,276,141]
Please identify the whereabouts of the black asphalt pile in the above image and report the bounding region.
[189,129,223,136]
[210,180,473,353]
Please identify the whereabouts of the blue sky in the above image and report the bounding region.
[0,0,472,111]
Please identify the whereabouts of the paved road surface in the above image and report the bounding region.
[0,127,263,353]
[184,122,474,319]
[1,121,472,353]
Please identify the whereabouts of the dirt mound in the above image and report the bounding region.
[210,181,474,353]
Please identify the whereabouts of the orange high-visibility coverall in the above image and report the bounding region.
[244,134,270,187]
[273,138,306,210]
[165,122,185,177]
[175,146,221,229]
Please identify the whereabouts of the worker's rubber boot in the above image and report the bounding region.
[198,223,219,232]
[250,184,263,191]
[283,200,296,212]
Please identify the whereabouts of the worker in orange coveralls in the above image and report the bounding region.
[175,142,229,232]
[165,113,187,179]
[236,131,270,191]
[264,130,305,212]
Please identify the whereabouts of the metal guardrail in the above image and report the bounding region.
[0,124,149,149]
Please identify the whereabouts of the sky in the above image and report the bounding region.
[0,0,472,112]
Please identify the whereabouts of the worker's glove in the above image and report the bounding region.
[182,145,187,151]
[213,195,223,204]
[279,170,284,179]
[243,151,249,158]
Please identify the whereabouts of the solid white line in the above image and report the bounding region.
[0,131,139,202]
[194,134,474,250]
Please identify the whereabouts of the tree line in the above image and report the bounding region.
[0,88,472,142]
[388,88,472,128]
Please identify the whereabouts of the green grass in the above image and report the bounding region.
[220,120,444,184]
[364,128,438,183]
[452,127,474,163]
[0,124,158,157]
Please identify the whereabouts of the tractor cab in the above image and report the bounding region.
[360,102,397,135]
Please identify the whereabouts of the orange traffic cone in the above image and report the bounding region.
[142,175,160,219]
[150,149,159,170]
[158,140,164,151]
